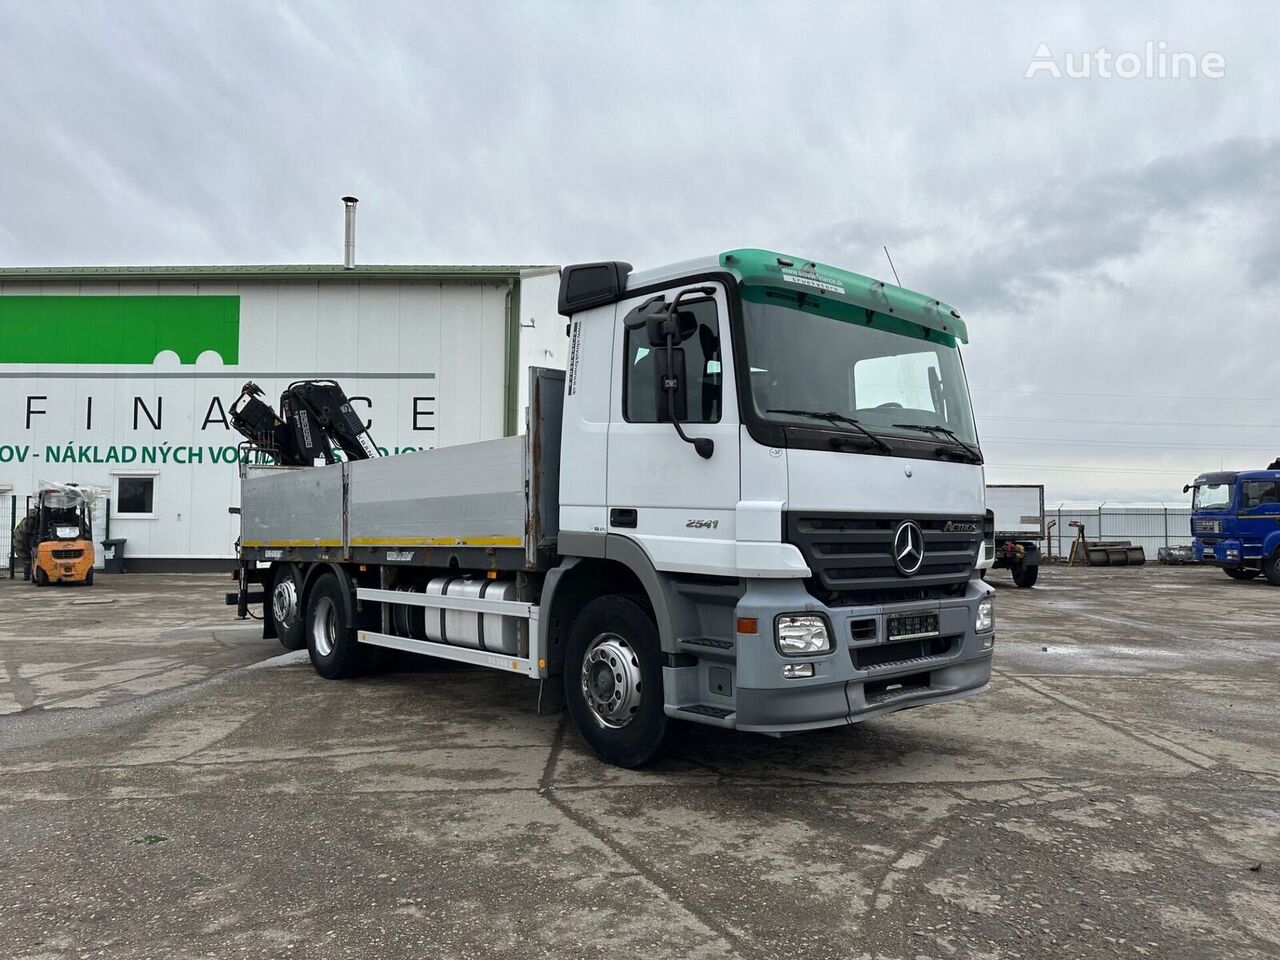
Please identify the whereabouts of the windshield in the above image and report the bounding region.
[740,300,978,445]
[1193,483,1232,511]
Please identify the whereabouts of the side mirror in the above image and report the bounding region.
[654,347,688,423]
[624,287,718,460]
[623,296,668,332]
[623,297,697,348]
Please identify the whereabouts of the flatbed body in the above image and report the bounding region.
[240,370,563,573]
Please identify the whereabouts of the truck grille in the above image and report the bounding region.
[52,549,84,560]
[1193,519,1222,534]
[785,512,982,604]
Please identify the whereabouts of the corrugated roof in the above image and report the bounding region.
[0,264,560,282]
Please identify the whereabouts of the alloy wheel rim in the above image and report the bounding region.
[312,595,336,657]
[580,632,643,729]
[272,578,298,627]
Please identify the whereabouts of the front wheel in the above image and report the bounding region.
[1011,562,1039,588]
[1262,553,1280,586]
[563,595,671,768]
[1224,568,1260,581]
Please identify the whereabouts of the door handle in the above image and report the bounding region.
[610,508,638,528]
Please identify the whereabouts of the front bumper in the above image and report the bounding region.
[670,577,994,735]
[1194,538,1250,566]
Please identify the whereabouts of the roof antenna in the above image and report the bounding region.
[883,246,901,286]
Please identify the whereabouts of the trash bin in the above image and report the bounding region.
[100,538,127,574]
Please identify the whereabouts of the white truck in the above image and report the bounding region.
[229,249,995,767]
[984,484,1045,587]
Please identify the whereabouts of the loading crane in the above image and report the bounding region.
[229,380,379,465]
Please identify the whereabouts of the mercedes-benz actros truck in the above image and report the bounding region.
[228,249,995,767]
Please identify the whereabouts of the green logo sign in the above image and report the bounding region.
[0,296,240,365]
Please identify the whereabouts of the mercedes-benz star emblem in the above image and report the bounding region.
[893,520,925,576]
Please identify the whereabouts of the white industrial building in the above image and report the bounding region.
[1,262,561,570]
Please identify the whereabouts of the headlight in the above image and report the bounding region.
[976,597,994,633]
[776,615,831,656]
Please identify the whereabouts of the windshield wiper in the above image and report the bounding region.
[766,409,893,454]
[891,423,983,463]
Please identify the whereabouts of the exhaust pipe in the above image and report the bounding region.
[341,196,358,269]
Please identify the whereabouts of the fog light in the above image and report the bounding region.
[776,615,831,656]
[782,662,814,679]
[976,597,994,633]
[981,634,995,650]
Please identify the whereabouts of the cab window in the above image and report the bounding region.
[623,298,722,423]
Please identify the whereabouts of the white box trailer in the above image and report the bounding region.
[985,484,1044,588]
[233,249,998,767]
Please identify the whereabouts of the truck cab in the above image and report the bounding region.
[1189,470,1280,583]
[556,249,993,748]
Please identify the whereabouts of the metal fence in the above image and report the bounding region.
[1,494,14,573]
[1046,504,1193,560]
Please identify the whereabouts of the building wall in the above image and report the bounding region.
[0,274,560,563]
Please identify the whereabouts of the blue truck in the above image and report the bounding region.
[1187,469,1280,583]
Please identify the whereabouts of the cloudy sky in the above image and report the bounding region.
[2,1,1277,502]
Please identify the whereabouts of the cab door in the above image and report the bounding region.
[1239,479,1280,552]
[606,283,740,575]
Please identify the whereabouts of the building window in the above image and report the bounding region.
[115,476,156,517]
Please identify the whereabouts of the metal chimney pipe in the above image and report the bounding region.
[341,196,358,269]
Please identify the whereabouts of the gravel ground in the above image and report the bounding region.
[1,565,1277,959]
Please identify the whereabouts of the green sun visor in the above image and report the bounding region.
[720,248,968,345]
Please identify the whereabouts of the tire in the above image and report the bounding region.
[270,565,306,651]
[1225,568,1260,581]
[563,594,671,769]
[84,569,94,587]
[305,574,365,679]
[1263,552,1280,586]
[33,566,47,587]
[1011,562,1038,588]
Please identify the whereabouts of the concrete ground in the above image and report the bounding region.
[0,566,1277,960]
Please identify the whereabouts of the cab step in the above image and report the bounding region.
[666,702,736,728]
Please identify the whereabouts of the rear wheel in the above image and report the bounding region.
[1011,561,1039,588]
[33,566,47,587]
[1263,552,1280,586]
[305,574,365,678]
[564,594,671,769]
[1225,568,1260,581]
[271,565,306,651]
[83,569,94,587]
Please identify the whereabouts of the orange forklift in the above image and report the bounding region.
[28,484,96,587]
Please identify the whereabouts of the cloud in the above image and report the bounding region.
[0,0,1278,501]
[807,136,1280,313]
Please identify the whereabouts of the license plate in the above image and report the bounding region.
[887,612,940,641]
